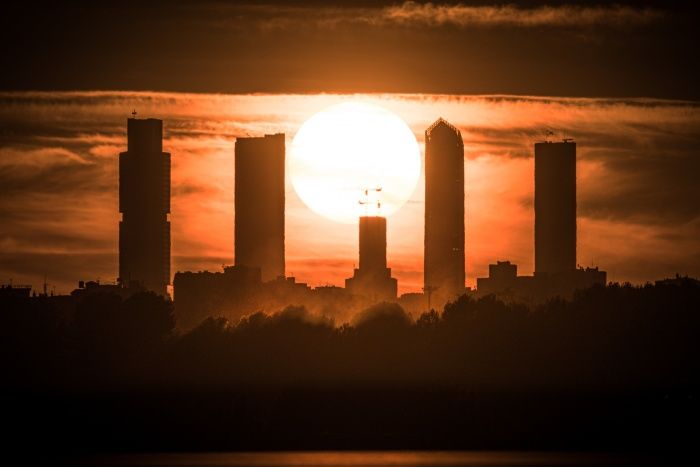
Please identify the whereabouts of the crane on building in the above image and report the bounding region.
[358,187,383,216]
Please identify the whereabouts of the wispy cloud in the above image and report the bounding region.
[381,2,663,28]
[204,2,664,30]
[0,147,90,168]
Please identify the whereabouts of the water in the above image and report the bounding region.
[74,451,666,466]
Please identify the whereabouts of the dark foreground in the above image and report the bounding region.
[69,451,682,466]
[2,281,698,461]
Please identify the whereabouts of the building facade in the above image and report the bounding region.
[424,118,465,308]
[476,260,606,304]
[234,134,286,282]
[119,118,171,296]
[535,140,576,275]
[476,139,606,304]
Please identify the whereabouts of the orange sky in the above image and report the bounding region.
[0,92,699,294]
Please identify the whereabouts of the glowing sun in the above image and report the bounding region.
[289,102,421,224]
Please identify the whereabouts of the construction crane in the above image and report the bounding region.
[358,187,383,216]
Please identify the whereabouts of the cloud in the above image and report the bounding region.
[0,147,90,168]
[380,2,664,28]
[205,2,664,30]
[2,3,694,99]
[0,154,106,195]
[578,152,700,225]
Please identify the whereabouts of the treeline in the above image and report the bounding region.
[3,281,698,391]
[1,280,698,452]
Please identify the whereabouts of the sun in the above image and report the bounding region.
[289,102,421,224]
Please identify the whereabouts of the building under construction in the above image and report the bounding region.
[345,216,398,301]
[119,117,171,296]
[234,133,286,282]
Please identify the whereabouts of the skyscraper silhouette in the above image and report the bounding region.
[345,216,397,301]
[234,134,285,282]
[424,118,465,308]
[119,118,171,296]
[535,140,576,275]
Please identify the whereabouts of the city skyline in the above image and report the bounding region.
[1,91,698,294]
[2,2,699,462]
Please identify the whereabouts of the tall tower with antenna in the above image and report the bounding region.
[119,116,171,296]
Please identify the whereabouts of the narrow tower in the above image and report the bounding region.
[345,216,397,301]
[234,133,285,282]
[424,118,465,309]
[534,140,576,275]
[119,117,171,296]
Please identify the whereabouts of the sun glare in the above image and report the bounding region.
[289,102,421,224]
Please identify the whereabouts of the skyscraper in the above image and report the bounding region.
[345,216,397,301]
[534,140,576,275]
[119,117,171,296]
[424,118,465,308]
[234,133,285,282]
